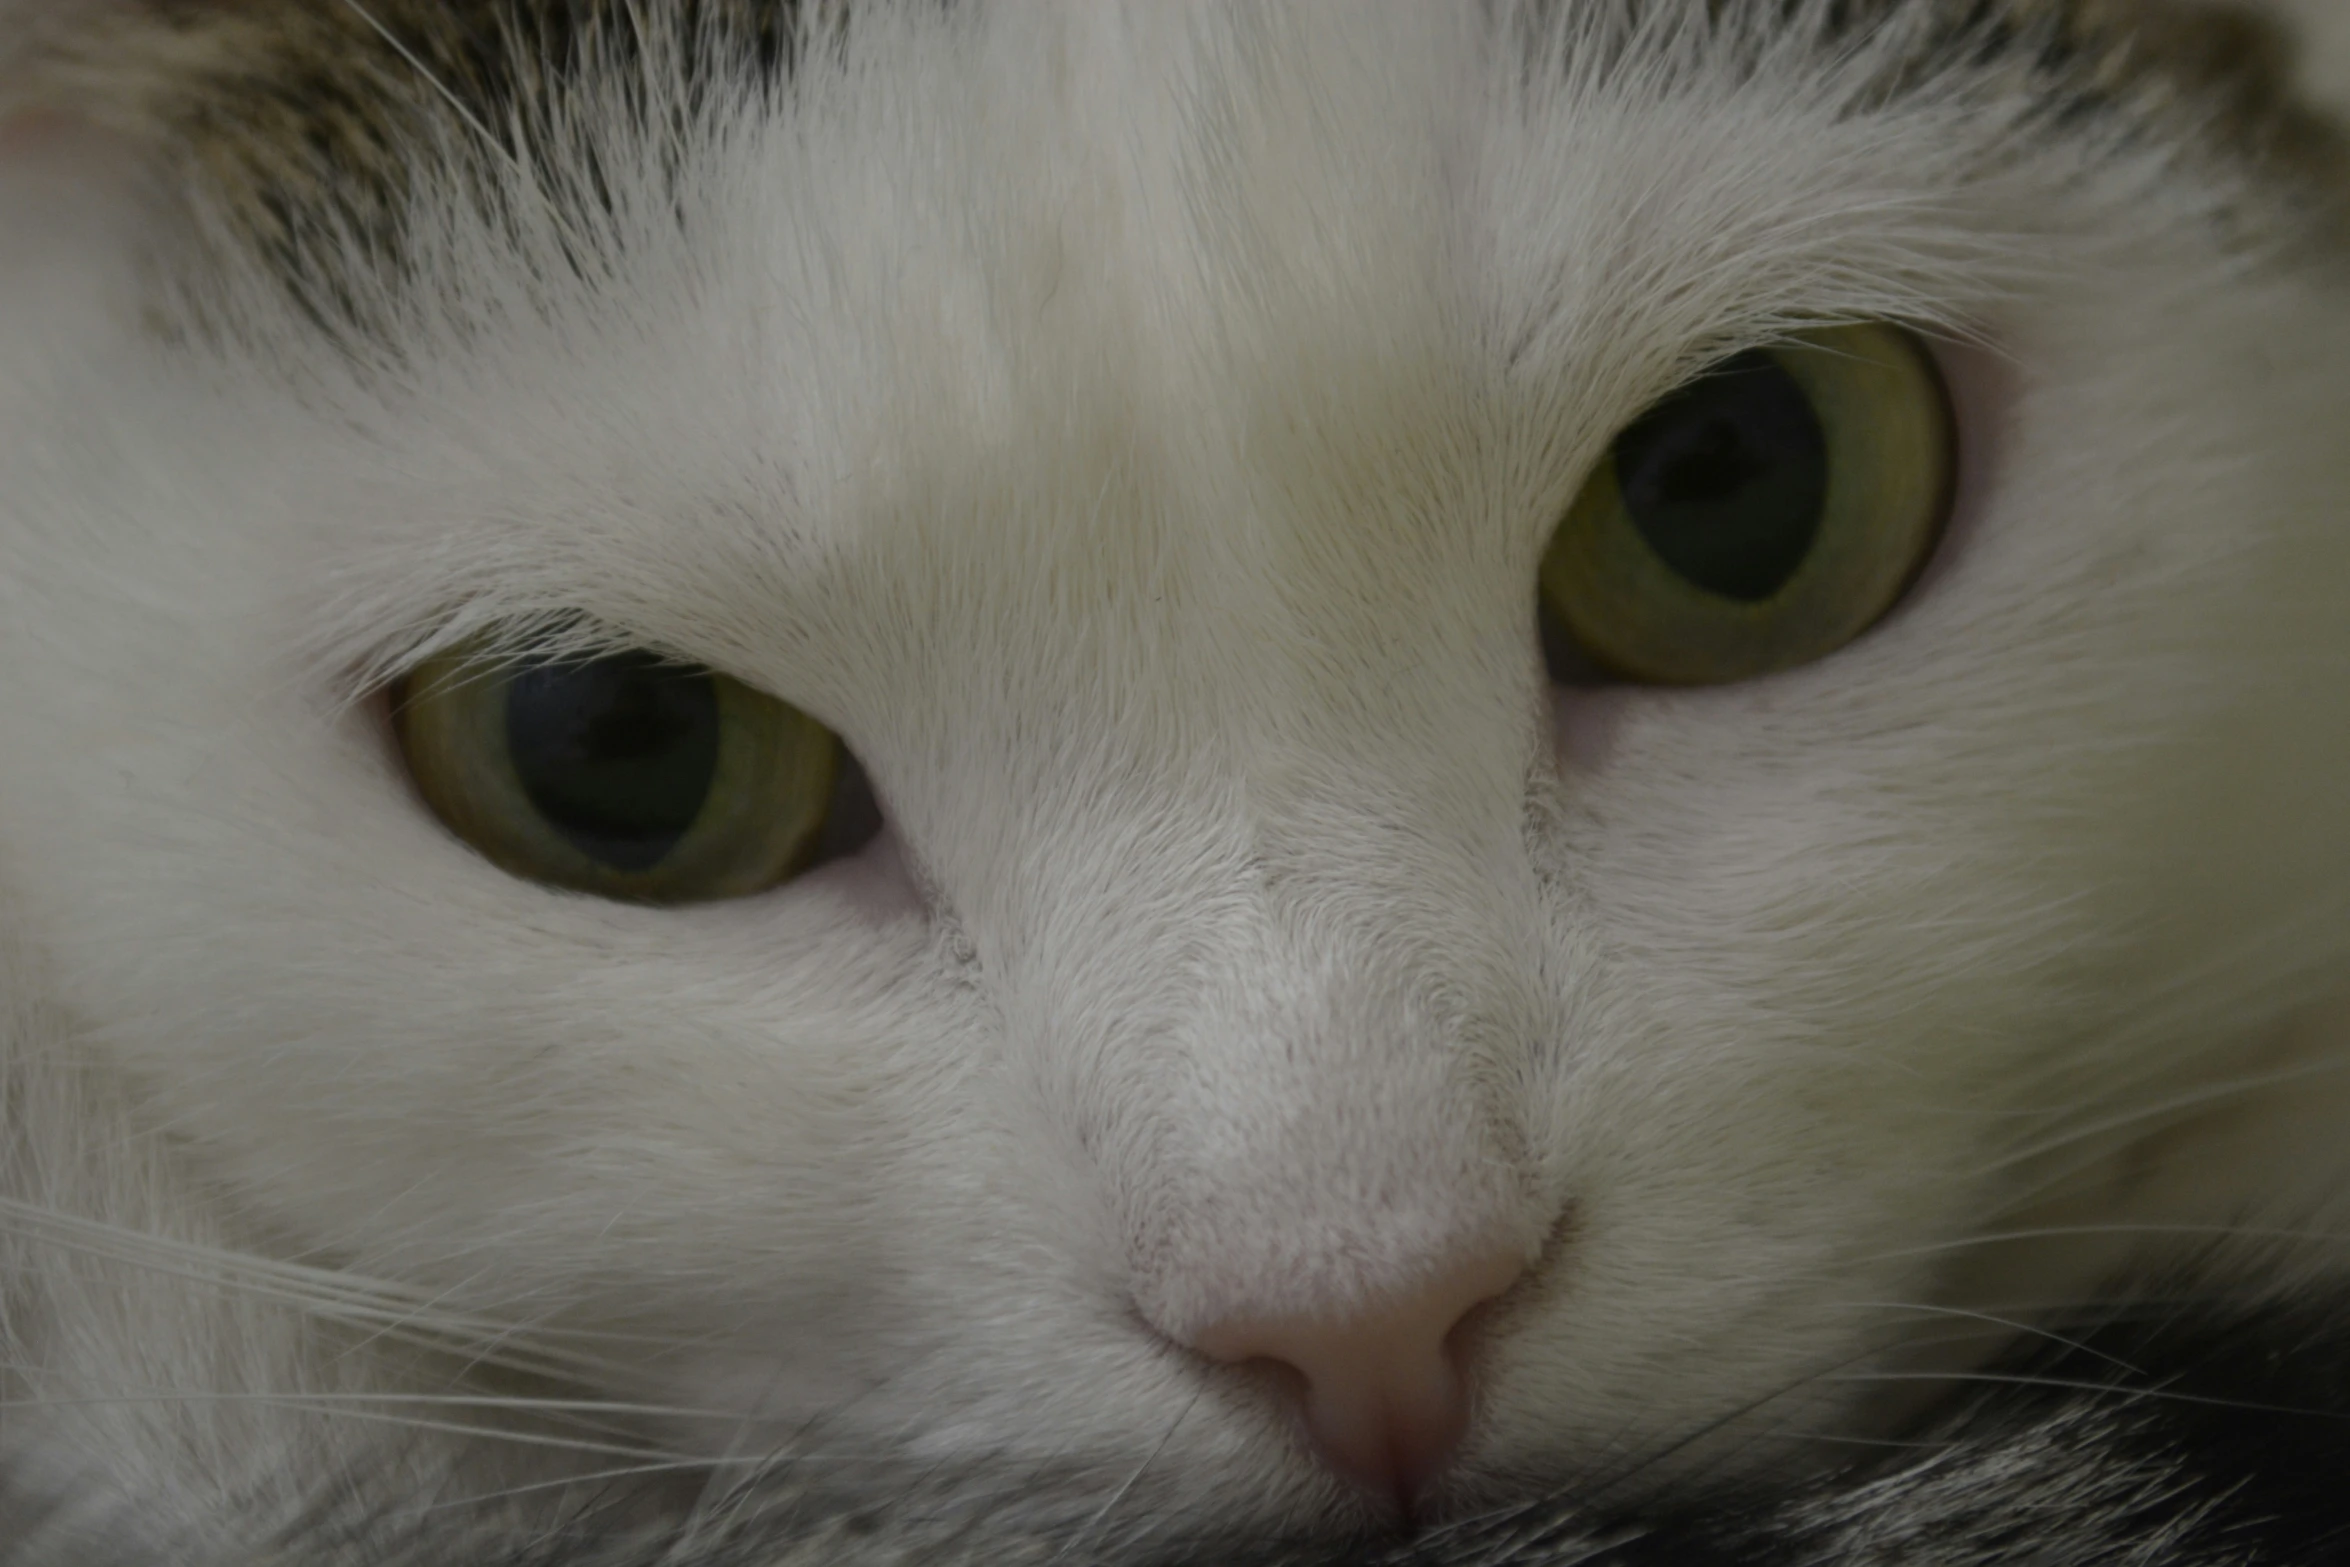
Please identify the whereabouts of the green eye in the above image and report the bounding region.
[1539,323,1955,685]
[395,645,868,903]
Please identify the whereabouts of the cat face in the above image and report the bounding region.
[3,0,2347,1537]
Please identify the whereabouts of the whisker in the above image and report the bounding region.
[1816,1368,2350,1423]
[1975,1055,2350,1180]
[1576,1340,1867,1505]
[415,1456,730,1516]
[1563,1281,2139,1509]
[1858,1221,2350,1266]
[0,1197,676,1385]
[0,1387,745,1425]
[0,1390,698,1462]
[1828,1300,2144,1373]
[335,0,519,172]
[1048,1387,1206,1565]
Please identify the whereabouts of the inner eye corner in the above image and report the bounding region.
[800,740,890,871]
[1534,595,1613,689]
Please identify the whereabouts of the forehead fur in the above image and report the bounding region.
[13,0,803,316]
[9,0,2343,329]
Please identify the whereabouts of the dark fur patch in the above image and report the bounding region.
[8,0,2342,332]
[15,1,806,326]
[1870,1,2345,219]
[1533,0,2348,227]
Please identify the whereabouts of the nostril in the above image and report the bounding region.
[1188,1246,1527,1507]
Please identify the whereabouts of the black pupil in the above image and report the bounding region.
[506,653,720,872]
[1612,350,1829,603]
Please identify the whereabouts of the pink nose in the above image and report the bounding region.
[1189,1247,1526,1505]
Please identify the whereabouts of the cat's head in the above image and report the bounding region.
[3,0,2347,1540]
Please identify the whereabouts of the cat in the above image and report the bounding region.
[3,1,2349,1563]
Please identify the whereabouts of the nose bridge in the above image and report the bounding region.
[1028,749,1537,1266]
[965,616,1557,1498]
[1125,884,1542,1317]
[954,532,1554,1318]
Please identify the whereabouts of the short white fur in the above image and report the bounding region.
[2,0,2348,1547]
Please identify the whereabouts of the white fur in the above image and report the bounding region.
[2,0,2347,1547]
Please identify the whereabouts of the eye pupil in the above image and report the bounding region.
[1613,349,1828,603]
[505,653,721,872]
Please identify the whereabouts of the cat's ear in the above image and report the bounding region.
[0,0,207,175]
[0,3,173,327]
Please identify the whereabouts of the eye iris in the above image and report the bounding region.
[505,654,721,872]
[1612,349,1828,603]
